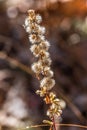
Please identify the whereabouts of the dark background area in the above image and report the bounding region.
[0,0,87,130]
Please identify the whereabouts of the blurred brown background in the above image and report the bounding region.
[0,0,87,130]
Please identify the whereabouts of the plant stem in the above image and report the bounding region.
[53,116,56,130]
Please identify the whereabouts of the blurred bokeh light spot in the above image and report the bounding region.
[60,18,71,31]
[7,6,18,18]
[69,33,80,44]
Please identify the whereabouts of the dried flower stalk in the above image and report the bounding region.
[24,9,62,130]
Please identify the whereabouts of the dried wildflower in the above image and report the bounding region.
[44,92,56,104]
[39,58,52,67]
[39,40,50,50]
[36,86,47,97]
[30,44,40,57]
[40,77,55,90]
[28,10,36,22]
[35,14,42,24]
[25,18,29,27]
[43,67,54,77]
[26,26,31,33]
[44,92,60,105]
[24,9,63,129]
[31,62,43,74]
[29,34,45,44]
[39,50,50,60]
[49,92,56,100]
[47,102,62,118]
[28,9,35,15]
[29,34,39,44]
[38,26,46,35]
[30,44,38,53]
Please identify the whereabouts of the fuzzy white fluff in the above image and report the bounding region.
[36,14,42,24]
[31,62,43,73]
[25,18,29,27]
[44,67,54,77]
[40,77,55,90]
[39,40,50,50]
[42,58,52,66]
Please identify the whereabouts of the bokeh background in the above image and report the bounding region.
[0,0,87,130]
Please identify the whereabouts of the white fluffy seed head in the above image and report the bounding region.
[30,44,41,57]
[39,40,50,50]
[36,14,42,24]
[46,109,53,118]
[50,103,56,109]
[41,27,46,34]
[29,34,38,44]
[30,44,37,53]
[43,67,54,77]
[30,24,39,33]
[59,99,66,109]
[46,110,51,116]
[25,17,29,27]
[25,20,45,35]
[38,26,46,35]
[39,58,52,68]
[40,35,45,41]
[58,110,62,114]
[29,34,45,44]
[45,40,50,47]
[46,70,54,77]
[26,26,31,33]
[31,24,45,34]
[31,62,43,73]
[29,34,36,44]
[30,45,50,58]
[39,50,50,60]
[40,78,55,90]
[28,9,35,15]
[28,10,35,21]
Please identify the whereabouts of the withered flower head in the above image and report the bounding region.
[24,9,63,125]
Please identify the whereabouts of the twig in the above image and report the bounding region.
[0,52,33,75]
[52,116,57,130]
[18,123,87,130]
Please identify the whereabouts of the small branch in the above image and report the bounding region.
[52,116,56,130]
[19,123,87,129]
[0,52,33,75]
